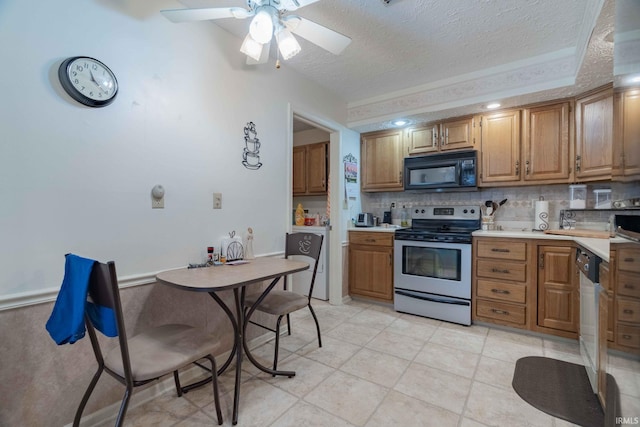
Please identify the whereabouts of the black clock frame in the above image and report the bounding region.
[58,56,118,108]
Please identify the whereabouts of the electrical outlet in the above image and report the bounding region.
[152,198,164,209]
[213,192,222,209]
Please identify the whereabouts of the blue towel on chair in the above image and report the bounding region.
[46,254,118,345]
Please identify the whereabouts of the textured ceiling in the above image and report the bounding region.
[178,0,614,132]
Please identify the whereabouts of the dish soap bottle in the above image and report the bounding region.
[295,203,305,226]
[400,205,409,227]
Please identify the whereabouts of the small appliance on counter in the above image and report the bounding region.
[355,212,375,227]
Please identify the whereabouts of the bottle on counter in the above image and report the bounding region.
[400,205,409,227]
[295,203,305,226]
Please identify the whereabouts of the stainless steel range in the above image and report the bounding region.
[394,205,480,325]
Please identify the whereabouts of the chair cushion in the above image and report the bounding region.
[104,324,220,382]
[245,290,308,316]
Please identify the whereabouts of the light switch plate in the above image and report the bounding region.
[213,192,222,209]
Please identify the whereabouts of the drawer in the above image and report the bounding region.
[616,323,640,349]
[618,248,640,273]
[476,240,527,261]
[617,297,640,323]
[476,259,526,282]
[617,271,640,298]
[349,231,393,247]
[476,299,526,325]
[477,279,526,304]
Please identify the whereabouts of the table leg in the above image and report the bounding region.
[231,288,243,425]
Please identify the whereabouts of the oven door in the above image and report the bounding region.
[394,239,471,299]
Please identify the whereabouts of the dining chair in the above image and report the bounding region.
[72,259,223,427]
[244,232,323,373]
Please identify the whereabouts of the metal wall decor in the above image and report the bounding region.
[242,121,262,170]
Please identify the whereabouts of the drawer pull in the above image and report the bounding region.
[624,258,635,262]
[365,238,376,243]
[491,289,510,294]
[491,309,509,315]
[622,334,632,340]
[623,309,634,314]
[491,268,510,274]
[624,284,635,289]
[491,248,510,253]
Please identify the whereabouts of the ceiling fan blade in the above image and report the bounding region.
[246,41,271,65]
[283,16,351,55]
[279,0,321,11]
[160,7,251,23]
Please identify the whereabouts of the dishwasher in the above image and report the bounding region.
[576,245,601,394]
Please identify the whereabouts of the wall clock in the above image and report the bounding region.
[58,56,118,107]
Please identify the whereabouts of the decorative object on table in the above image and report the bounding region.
[160,2,351,67]
[221,231,244,261]
[242,121,262,170]
[295,203,305,226]
[534,197,550,231]
[58,56,118,107]
[243,227,255,260]
[207,247,214,265]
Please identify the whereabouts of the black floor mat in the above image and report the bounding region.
[512,356,604,427]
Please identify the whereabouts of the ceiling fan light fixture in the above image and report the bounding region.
[276,27,301,60]
[249,9,274,44]
[240,33,263,62]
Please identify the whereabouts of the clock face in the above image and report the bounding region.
[58,56,118,107]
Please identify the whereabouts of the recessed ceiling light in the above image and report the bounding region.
[393,120,408,126]
[486,103,501,109]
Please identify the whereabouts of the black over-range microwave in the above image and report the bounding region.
[404,150,477,192]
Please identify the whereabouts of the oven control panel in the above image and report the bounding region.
[410,205,480,220]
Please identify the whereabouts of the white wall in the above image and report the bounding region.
[0,0,347,298]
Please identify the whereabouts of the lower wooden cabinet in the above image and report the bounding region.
[348,231,394,303]
[536,244,579,336]
[611,244,640,354]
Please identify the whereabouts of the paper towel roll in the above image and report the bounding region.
[535,201,550,231]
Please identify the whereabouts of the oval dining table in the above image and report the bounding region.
[156,257,309,425]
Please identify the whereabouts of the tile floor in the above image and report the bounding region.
[101,300,640,427]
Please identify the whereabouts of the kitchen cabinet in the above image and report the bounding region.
[522,101,572,183]
[478,109,522,185]
[575,85,613,181]
[479,102,572,187]
[600,259,614,342]
[406,116,476,155]
[613,87,640,181]
[473,238,532,329]
[611,244,640,353]
[348,231,394,302]
[536,244,579,336]
[293,141,328,196]
[361,129,405,192]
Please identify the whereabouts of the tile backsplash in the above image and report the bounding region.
[362,181,639,230]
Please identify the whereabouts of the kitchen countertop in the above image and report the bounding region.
[473,229,611,262]
[348,225,403,233]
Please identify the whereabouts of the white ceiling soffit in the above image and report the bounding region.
[177,0,610,132]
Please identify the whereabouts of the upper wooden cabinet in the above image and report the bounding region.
[361,129,405,192]
[575,86,613,181]
[613,88,640,181]
[478,109,521,185]
[522,101,572,183]
[292,141,328,196]
[407,116,476,155]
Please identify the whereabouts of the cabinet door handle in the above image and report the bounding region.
[539,253,544,269]
[491,309,509,315]
[432,127,438,147]
[491,289,510,294]
[515,161,520,176]
[623,309,634,315]
[525,160,530,175]
[622,334,632,340]
[576,155,581,172]
[491,248,510,253]
[492,268,510,274]
[445,128,449,145]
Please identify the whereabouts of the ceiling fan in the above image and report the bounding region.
[161,0,352,66]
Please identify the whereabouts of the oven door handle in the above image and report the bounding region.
[395,290,470,306]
